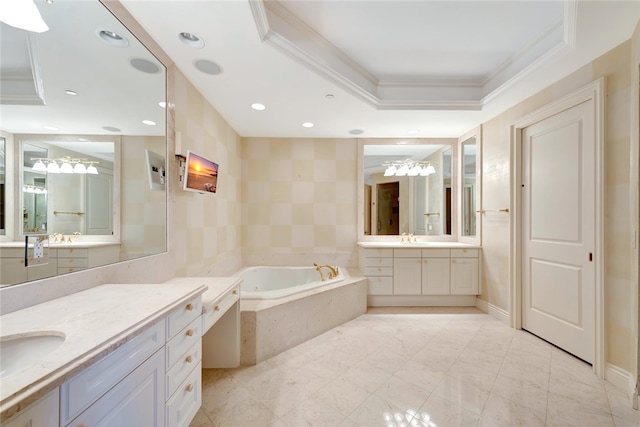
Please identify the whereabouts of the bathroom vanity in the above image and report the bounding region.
[0,279,240,427]
[358,242,481,306]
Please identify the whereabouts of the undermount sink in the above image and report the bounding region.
[0,333,66,378]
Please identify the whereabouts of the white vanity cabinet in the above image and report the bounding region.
[56,244,120,275]
[359,244,480,306]
[4,389,59,427]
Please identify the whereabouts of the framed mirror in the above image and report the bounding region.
[358,138,458,241]
[458,127,481,244]
[0,0,167,286]
[0,137,5,236]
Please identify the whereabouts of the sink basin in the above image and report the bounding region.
[0,333,65,378]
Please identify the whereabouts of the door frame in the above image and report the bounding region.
[509,78,605,377]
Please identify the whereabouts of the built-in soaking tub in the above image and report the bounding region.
[236,265,367,365]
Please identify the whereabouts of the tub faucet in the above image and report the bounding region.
[313,263,339,281]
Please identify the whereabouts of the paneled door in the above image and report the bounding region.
[522,99,595,363]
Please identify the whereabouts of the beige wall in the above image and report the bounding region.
[480,40,637,373]
[241,138,358,268]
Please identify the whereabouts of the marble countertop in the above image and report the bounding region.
[357,241,481,248]
[0,283,206,421]
[164,276,242,313]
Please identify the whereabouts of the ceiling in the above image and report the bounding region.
[121,0,640,139]
[1,1,639,141]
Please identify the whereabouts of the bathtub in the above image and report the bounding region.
[238,266,346,300]
[235,265,367,365]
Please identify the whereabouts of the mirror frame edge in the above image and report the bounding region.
[357,137,459,242]
[457,126,482,246]
[0,131,14,242]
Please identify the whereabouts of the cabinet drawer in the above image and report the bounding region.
[58,257,88,268]
[394,248,422,258]
[58,267,86,274]
[367,277,393,295]
[203,286,239,333]
[68,349,165,427]
[166,317,202,370]
[421,248,450,258]
[361,248,393,257]
[450,248,479,258]
[166,361,202,427]
[364,266,393,276]
[363,257,393,268]
[167,295,202,339]
[166,339,201,399]
[57,248,88,258]
[60,320,165,425]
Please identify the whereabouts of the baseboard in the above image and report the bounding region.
[605,363,637,407]
[475,298,510,324]
[367,295,476,306]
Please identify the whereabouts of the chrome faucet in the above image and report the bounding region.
[313,263,340,281]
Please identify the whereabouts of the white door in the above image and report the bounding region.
[86,172,113,235]
[522,99,595,363]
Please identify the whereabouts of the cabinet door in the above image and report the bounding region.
[451,258,479,295]
[393,258,421,295]
[68,349,165,427]
[421,258,450,295]
[4,389,59,427]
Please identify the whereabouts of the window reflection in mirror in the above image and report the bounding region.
[363,142,454,237]
[461,137,477,236]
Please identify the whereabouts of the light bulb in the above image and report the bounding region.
[408,165,422,176]
[384,165,397,176]
[60,162,74,173]
[73,163,87,174]
[86,164,98,174]
[425,164,436,175]
[33,160,47,171]
[47,161,60,173]
[396,164,409,176]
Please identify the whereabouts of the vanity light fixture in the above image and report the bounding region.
[382,160,436,177]
[23,184,47,194]
[251,103,266,111]
[31,157,99,175]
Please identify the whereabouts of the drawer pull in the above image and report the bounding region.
[214,305,220,311]
[186,303,194,311]
[186,329,194,336]
[186,384,194,392]
[186,355,193,363]
[232,290,238,295]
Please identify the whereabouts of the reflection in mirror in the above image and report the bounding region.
[461,137,476,236]
[0,0,167,287]
[0,137,5,235]
[363,143,454,237]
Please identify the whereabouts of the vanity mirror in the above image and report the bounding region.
[358,138,458,241]
[458,127,481,245]
[0,0,167,286]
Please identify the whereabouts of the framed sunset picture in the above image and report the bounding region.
[183,150,219,194]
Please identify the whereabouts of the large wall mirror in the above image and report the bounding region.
[358,138,458,241]
[0,0,167,286]
[458,127,481,245]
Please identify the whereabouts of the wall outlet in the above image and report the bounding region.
[33,242,44,259]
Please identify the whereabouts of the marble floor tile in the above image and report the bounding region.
[193,308,638,427]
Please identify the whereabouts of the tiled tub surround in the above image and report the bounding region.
[240,268,367,365]
[358,242,481,306]
[0,283,206,424]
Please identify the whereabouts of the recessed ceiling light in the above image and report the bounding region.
[102,126,121,132]
[97,29,129,47]
[43,125,58,131]
[302,122,314,128]
[179,32,204,49]
[158,101,167,108]
[251,103,266,111]
[349,129,364,135]
[130,58,161,74]
[193,59,223,75]
[325,94,335,99]
[407,129,419,135]
[65,90,77,96]
[142,120,157,126]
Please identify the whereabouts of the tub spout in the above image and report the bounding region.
[313,263,339,281]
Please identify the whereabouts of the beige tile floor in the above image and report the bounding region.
[190,307,639,427]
